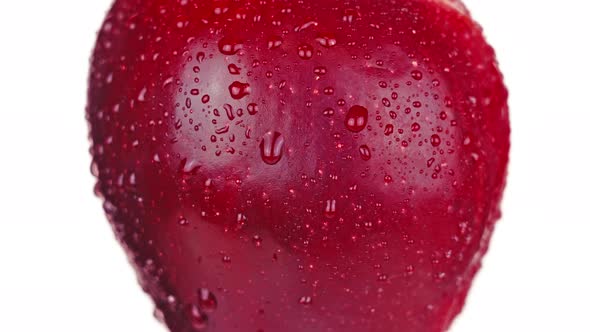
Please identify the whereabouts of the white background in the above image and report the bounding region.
[1,0,589,331]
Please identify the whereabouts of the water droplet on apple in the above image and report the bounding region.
[178,216,189,226]
[252,235,263,247]
[324,199,337,218]
[90,161,99,177]
[181,158,201,174]
[294,20,318,32]
[162,76,174,88]
[463,134,472,146]
[197,288,217,313]
[297,43,314,59]
[411,70,423,80]
[323,87,335,95]
[224,104,235,120]
[314,66,327,75]
[316,35,337,47]
[342,8,358,23]
[430,134,441,147]
[384,124,394,136]
[299,296,313,305]
[229,81,251,99]
[384,175,393,184]
[247,103,259,115]
[267,36,283,49]
[445,96,453,107]
[260,131,285,165]
[215,125,230,135]
[323,108,335,117]
[228,64,241,75]
[411,123,421,132]
[218,37,243,55]
[427,158,435,167]
[359,145,371,160]
[345,105,368,133]
[187,305,208,330]
[137,87,147,102]
[237,213,247,226]
[196,52,206,63]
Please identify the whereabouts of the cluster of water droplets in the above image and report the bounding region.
[88,5,489,328]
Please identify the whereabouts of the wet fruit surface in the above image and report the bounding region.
[87,0,509,331]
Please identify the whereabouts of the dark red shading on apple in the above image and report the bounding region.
[87,0,509,331]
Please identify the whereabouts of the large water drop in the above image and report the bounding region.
[345,105,369,133]
[260,131,285,165]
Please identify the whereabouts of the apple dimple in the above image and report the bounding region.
[88,0,509,331]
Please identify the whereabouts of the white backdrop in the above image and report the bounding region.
[1,0,589,331]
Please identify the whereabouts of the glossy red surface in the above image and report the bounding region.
[87,0,509,331]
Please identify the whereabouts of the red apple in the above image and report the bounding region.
[87,0,509,331]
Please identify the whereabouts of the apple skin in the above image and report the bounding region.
[87,0,509,331]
